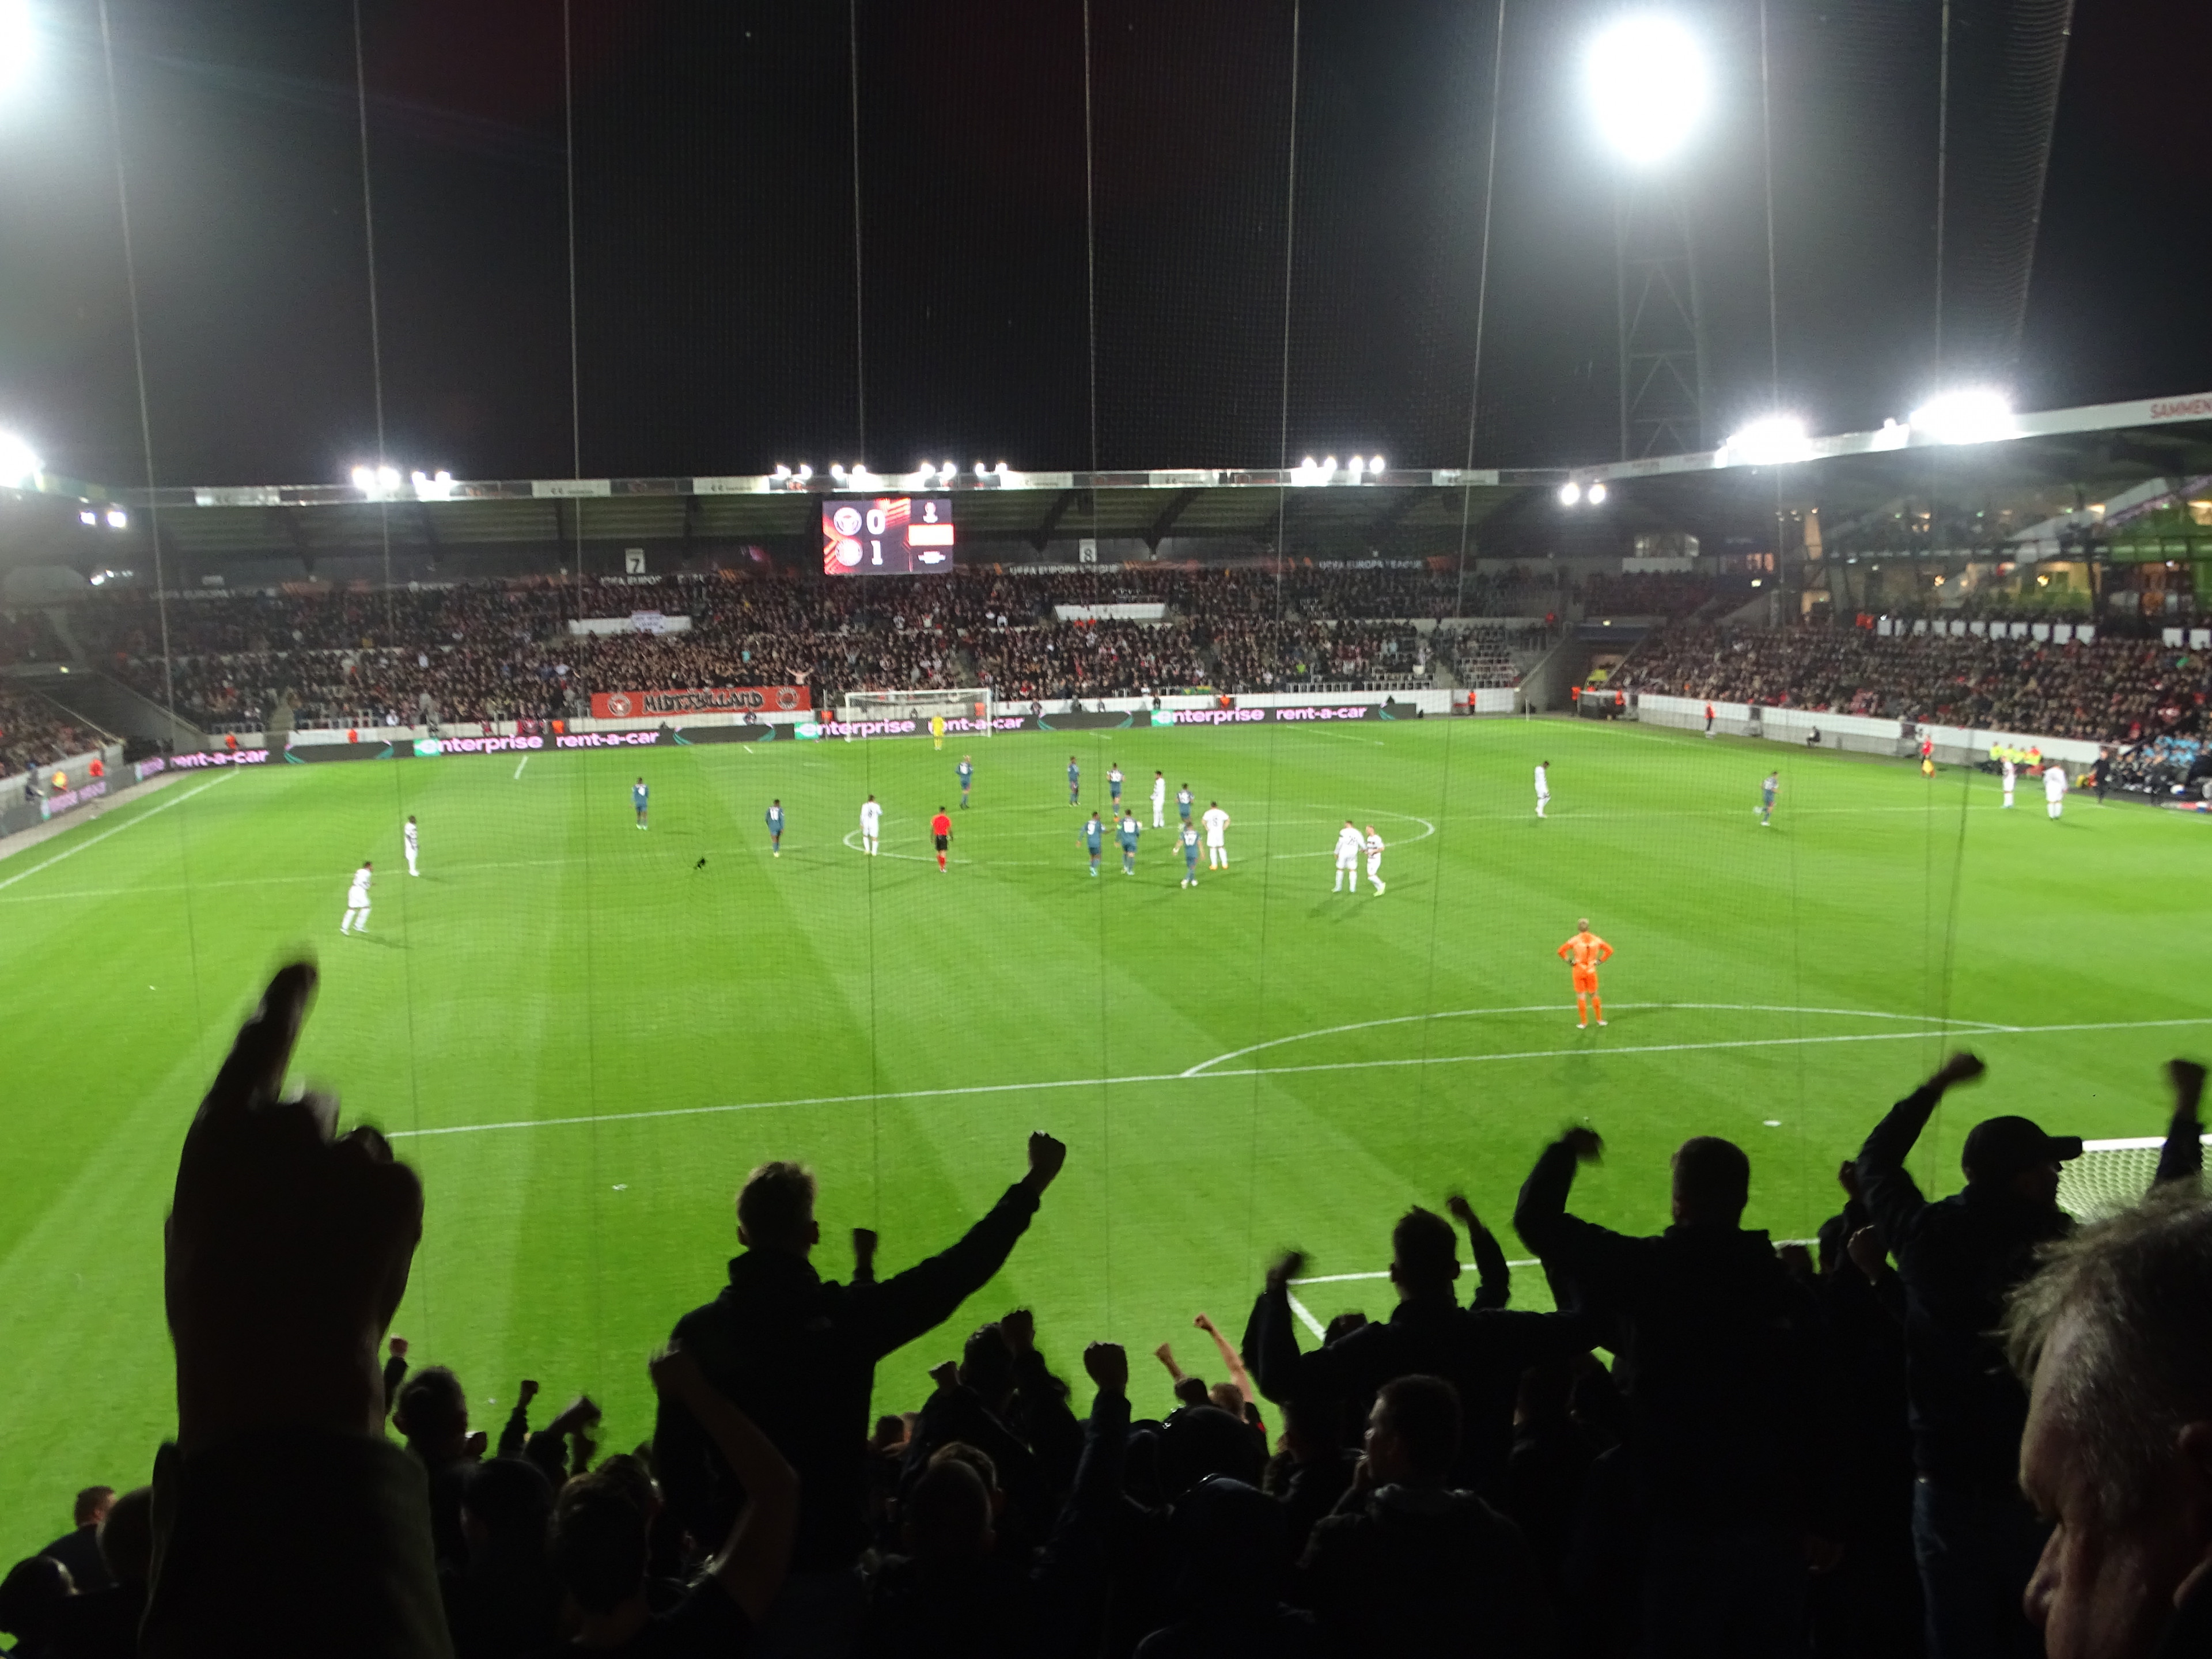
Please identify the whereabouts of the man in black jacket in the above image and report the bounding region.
[1243,1200,1590,1499]
[1859,1052,2205,1659]
[655,1132,1067,1654]
[1857,1054,2070,1658]
[1514,1127,1839,1656]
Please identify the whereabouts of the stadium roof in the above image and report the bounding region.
[2,389,2207,575]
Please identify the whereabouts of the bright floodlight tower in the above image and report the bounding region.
[1589,14,1712,460]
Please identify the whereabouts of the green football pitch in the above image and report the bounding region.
[2,715,2205,1561]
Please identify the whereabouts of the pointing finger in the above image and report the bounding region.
[198,961,317,1128]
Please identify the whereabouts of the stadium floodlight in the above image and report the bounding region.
[995,461,1009,475]
[938,461,957,483]
[0,430,41,488]
[1586,14,1710,168]
[1349,455,1366,476]
[105,506,128,529]
[1586,482,1609,505]
[1369,456,1385,475]
[411,468,456,501]
[796,464,812,481]
[350,463,402,498]
[1559,481,1584,506]
[772,464,791,479]
[974,461,987,479]
[78,507,95,525]
[88,570,105,585]
[1908,388,2013,445]
[1719,414,1813,467]
[0,0,34,91]
[830,463,848,479]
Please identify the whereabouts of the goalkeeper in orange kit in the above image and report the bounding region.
[1558,918,1613,1028]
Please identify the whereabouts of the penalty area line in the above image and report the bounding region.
[381,1012,2212,1142]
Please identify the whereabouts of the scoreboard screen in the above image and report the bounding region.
[821,497,956,575]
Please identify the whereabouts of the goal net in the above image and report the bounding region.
[2061,1135,2212,1220]
[841,687,996,732]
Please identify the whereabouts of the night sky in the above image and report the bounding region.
[0,0,2202,490]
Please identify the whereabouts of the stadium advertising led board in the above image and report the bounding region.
[589,687,811,718]
[821,496,956,574]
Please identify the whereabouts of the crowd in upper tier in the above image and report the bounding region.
[55,568,1564,730]
[4,962,2207,1659]
[1615,620,2210,744]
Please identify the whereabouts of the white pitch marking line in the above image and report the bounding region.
[380,1011,2212,1142]
[0,774,232,893]
[513,756,529,779]
[1180,1002,2015,1077]
[1284,1290,1327,1340]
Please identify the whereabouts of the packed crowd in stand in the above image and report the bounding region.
[1616,621,2211,744]
[5,964,2207,1659]
[0,685,101,779]
[59,570,1534,730]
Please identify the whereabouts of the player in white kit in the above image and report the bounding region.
[2002,753,2017,808]
[1202,801,1230,869]
[340,861,373,935]
[404,814,419,876]
[1534,761,1551,819]
[1150,771,1168,828]
[2044,762,2068,820]
[1363,824,1386,895]
[859,794,883,855]
[1332,820,1364,892]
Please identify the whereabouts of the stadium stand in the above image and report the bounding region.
[16,963,2201,1657]
[0,684,103,778]
[1615,620,2211,744]
[59,569,1560,729]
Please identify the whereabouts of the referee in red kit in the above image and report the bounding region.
[930,806,953,872]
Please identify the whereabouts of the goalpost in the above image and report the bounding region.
[841,687,997,733]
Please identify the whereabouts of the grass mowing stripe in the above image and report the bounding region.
[0,774,231,892]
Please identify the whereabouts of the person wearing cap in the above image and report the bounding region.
[1854,1053,2077,1658]
[1855,1055,2206,1659]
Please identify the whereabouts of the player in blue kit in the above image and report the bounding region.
[1180,820,1200,887]
[1117,810,1140,874]
[1177,783,1194,825]
[766,798,784,857]
[633,777,649,829]
[1108,764,1124,808]
[1082,811,1104,875]
[1068,756,1081,806]
[958,755,974,809]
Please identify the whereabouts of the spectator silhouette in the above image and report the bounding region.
[655,1137,1066,1656]
[1516,1127,1840,1656]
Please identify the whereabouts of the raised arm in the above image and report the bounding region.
[1855,1053,1984,1251]
[1244,1250,1311,1405]
[1194,1312,1255,1404]
[2153,1059,2207,1188]
[1446,1195,1511,1310]
[859,1133,1065,1358]
[143,964,449,1659]
[649,1344,797,1624]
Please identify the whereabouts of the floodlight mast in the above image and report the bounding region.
[1590,15,1713,461]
